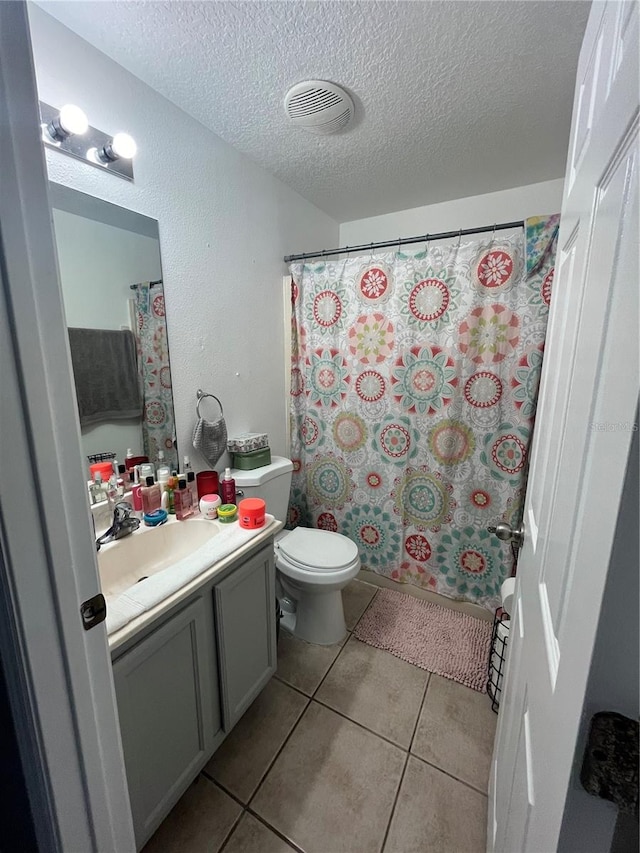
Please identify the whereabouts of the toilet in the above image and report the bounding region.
[232,457,360,645]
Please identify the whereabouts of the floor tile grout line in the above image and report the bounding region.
[246,806,307,853]
[309,586,379,700]
[378,671,432,853]
[408,671,432,755]
[215,806,244,853]
[309,632,353,700]
[245,695,311,809]
[348,586,379,634]
[378,751,410,853]
[311,696,411,752]
[272,671,315,700]
[200,692,310,815]
[200,772,246,809]
[408,751,490,798]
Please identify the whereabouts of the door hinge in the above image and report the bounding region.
[80,593,107,631]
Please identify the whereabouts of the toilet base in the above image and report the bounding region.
[277,581,348,646]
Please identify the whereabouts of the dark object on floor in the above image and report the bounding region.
[580,712,639,816]
[487,607,510,713]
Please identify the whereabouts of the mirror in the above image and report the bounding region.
[50,183,178,479]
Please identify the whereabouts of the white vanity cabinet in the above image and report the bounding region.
[111,539,276,849]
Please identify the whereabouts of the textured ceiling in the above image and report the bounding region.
[36,0,590,222]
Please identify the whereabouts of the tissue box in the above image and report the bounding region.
[227,432,269,453]
[231,447,272,470]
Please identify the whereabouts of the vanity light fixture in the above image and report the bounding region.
[39,100,136,182]
[45,103,89,142]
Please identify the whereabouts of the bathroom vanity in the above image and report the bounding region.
[107,534,276,849]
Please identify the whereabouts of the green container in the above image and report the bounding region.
[217,504,237,523]
[232,446,272,470]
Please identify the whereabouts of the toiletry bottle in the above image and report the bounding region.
[140,462,155,482]
[157,468,170,499]
[106,474,119,508]
[221,468,236,505]
[166,475,178,514]
[89,472,104,505]
[140,476,161,514]
[186,471,199,511]
[175,478,194,520]
[131,466,143,516]
[117,463,127,495]
[183,455,192,474]
[156,450,170,481]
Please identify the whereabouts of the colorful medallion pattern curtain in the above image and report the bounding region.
[134,281,178,469]
[288,216,559,610]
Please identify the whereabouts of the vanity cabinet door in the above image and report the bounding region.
[214,543,276,730]
[113,596,222,848]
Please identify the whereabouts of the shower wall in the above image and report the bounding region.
[339,179,564,245]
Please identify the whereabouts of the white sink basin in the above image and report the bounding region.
[98,517,220,598]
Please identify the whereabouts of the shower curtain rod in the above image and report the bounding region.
[283,219,524,263]
[129,279,163,290]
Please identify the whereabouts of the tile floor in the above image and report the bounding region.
[144,579,497,853]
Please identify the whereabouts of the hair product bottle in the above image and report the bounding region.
[221,468,236,505]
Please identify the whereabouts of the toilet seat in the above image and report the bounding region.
[276,528,360,583]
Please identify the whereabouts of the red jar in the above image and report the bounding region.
[196,470,219,500]
[238,498,266,529]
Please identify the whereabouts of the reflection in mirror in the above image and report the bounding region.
[50,183,178,484]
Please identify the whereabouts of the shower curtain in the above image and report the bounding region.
[288,216,559,610]
[134,281,178,470]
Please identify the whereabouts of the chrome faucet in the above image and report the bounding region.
[96,501,140,549]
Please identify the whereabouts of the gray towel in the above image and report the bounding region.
[68,327,142,427]
[192,415,227,468]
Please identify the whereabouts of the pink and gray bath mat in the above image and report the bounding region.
[353,587,492,692]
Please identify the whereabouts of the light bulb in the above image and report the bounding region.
[58,104,89,136]
[110,132,137,159]
[46,104,89,142]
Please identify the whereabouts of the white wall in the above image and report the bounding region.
[339,179,564,246]
[53,208,161,465]
[28,4,339,470]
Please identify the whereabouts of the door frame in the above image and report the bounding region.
[0,3,135,850]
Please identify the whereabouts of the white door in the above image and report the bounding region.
[0,3,135,850]
[489,2,639,851]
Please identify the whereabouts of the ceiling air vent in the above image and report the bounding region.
[284,80,354,135]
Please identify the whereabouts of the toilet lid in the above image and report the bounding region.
[278,528,358,572]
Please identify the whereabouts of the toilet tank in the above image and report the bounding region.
[231,456,294,524]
